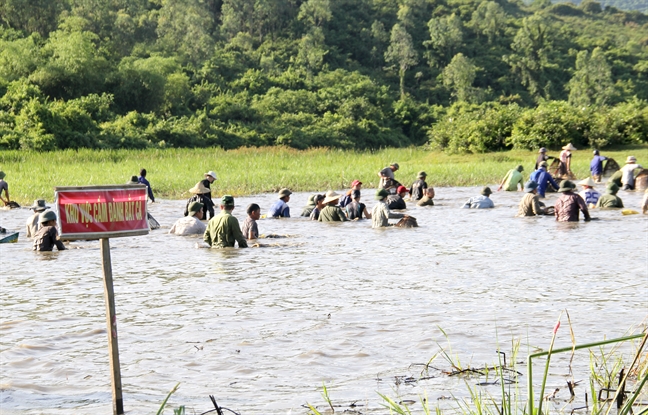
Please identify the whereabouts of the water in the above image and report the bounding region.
[1,187,647,414]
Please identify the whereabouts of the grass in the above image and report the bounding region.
[1,145,648,205]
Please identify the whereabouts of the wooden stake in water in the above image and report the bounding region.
[101,238,124,415]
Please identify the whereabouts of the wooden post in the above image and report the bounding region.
[101,238,124,415]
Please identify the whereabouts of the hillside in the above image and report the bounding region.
[1,0,647,152]
[552,0,648,14]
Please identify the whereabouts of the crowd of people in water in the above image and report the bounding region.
[1,144,647,251]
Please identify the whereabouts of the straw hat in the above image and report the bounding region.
[204,171,217,180]
[189,182,210,194]
[577,177,596,187]
[558,180,576,192]
[39,210,57,223]
[626,156,637,164]
[524,180,538,193]
[29,200,50,212]
[562,143,577,151]
[322,190,341,204]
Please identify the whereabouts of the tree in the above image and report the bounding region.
[424,14,463,67]
[470,1,507,44]
[567,47,614,107]
[0,0,64,37]
[504,15,554,100]
[298,0,332,27]
[156,0,215,64]
[443,53,477,103]
[385,23,418,99]
[297,27,328,76]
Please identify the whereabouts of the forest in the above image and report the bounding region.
[0,0,647,153]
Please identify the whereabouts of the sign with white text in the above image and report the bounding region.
[55,185,149,240]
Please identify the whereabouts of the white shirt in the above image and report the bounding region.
[621,163,643,186]
[169,216,206,235]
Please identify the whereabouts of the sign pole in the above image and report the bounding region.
[101,238,125,415]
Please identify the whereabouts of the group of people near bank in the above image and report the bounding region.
[5,144,647,251]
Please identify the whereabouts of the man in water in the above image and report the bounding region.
[33,211,66,251]
[596,183,624,209]
[339,180,362,208]
[242,203,261,240]
[301,195,317,217]
[26,200,50,238]
[462,187,495,209]
[417,187,435,206]
[497,165,524,191]
[204,195,248,248]
[516,181,545,217]
[620,156,643,191]
[378,163,399,189]
[386,185,408,210]
[372,189,406,228]
[535,148,555,170]
[268,188,292,218]
[200,171,217,220]
[169,201,206,235]
[318,191,348,222]
[138,168,155,203]
[530,161,560,198]
[590,150,607,183]
[346,190,371,220]
[409,171,428,201]
[577,177,600,207]
[554,180,591,222]
[0,171,9,207]
[309,194,325,221]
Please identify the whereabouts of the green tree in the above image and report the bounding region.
[385,23,418,99]
[298,0,332,27]
[156,0,215,64]
[424,14,463,67]
[443,53,477,103]
[567,47,614,107]
[0,0,64,37]
[297,27,328,76]
[470,2,507,44]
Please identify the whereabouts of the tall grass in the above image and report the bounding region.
[2,146,647,204]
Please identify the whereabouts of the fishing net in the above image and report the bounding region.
[395,216,418,228]
[602,158,620,177]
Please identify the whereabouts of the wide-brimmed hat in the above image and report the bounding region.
[0,171,5,179]
[126,176,139,184]
[558,180,576,192]
[516,165,524,172]
[418,171,427,178]
[323,190,341,204]
[30,199,50,212]
[204,171,217,180]
[306,194,316,206]
[188,201,204,216]
[221,195,235,206]
[481,186,492,196]
[278,188,292,198]
[606,182,619,194]
[539,161,548,168]
[375,189,389,200]
[390,162,399,170]
[39,210,57,223]
[578,177,596,187]
[189,182,210,194]
[524,180,538,193]
[397,185,408,194]
[562,143,577,151]
[539,148,547,153]
[626,156,637,164]
[351,179,362,187]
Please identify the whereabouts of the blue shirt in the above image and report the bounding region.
[590,156,607,176]
[529,168,559,197]
[462,195,494,209]
[138,176,155,202]
[268,199,290,218]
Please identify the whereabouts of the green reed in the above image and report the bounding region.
[2,145,647,205]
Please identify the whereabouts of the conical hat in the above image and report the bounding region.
[189,182,210,194]
[562,143,577,151]
[577,177,596,187]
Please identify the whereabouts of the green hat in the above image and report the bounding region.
[30,199,50,212]
[375,188,389,200]
[481,186,492,196]
[0,171,5,179]
[306,194,316,206]
[539,161,548,168]
[390,163,400,170]
[188,201,204,216]
[39,210,57,223]
[524,180,538,193]
[221,195,235,206]
[558,180,576,192]
[516,165,524,172]
[418,171,427,178]
[278,188,292,198]
[606,182,619,195]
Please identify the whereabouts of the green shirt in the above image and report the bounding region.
[596,194,624,208]
[204,210,248,248]
[318,205,348,222]
[502,169,524,191]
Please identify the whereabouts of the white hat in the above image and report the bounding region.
[626,156,637,164]
[577,177,596,187]
[562,143,577,151]
[322,190,341,204]
[204,171,217,180]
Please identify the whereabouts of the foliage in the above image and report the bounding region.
[0,0,647,153]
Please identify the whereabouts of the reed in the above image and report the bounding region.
[2,145,647,205]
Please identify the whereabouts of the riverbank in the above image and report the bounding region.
[2,145,647,205]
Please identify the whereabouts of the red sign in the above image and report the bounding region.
[55,186,150,240]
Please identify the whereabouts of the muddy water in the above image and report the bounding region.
[1,187,647,414]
